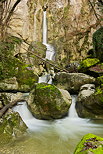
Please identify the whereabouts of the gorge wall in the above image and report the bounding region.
[8,0,102,66]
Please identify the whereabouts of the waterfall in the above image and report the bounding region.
[43,11,47,44]
[42,11,55,61]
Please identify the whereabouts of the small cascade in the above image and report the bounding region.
[42,11,55,61]
[68,95,78,118]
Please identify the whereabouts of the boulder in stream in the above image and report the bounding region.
[76,85,103,119]
[74,133,103,154]
[53,72,95,93]
[28,83,72,120]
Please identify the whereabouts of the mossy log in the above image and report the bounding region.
[0,99,25,118]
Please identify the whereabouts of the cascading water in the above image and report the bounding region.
[42,11,55,61]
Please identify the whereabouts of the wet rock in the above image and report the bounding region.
[74,133,103,154]
[53,72,95,93]
[76,85,103,119]
[28,83,72,120]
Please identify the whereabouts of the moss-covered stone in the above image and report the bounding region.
[78,58,100,72]
[0,35,22,80]
[93,27,103,62]
[74,133,103,154]
[28,83,71,120]
[0,112,27,145]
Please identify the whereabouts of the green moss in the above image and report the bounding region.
[97,76,103,85]
[79,58,100,69]
[16,63,38,87]
[74,134,103,154]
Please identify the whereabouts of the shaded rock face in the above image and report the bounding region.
[28,83,72,120]
[74,133,103,154]
[7,0,102,65]
[53,72,95,93]
[93,27,103,62]
[76,85,103,119]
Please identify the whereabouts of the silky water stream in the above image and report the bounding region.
[1,10,103,154]
[1,96,103,154]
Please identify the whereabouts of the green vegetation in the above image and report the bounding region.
[74,133,103,154]
[0,36,22,80]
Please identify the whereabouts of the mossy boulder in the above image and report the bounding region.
[74,133,103,154]
[53,72,95,93]
[93,27,103,62]
[0,111,27,145]
[0,36,22,80]
[78,58,100,73]
[76,87,103,119]
[28,83,72,120]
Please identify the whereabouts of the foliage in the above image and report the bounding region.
[74,133,103,154]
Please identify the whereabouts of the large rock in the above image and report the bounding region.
[74,133,103,154]
[76,85,103,119]
[53,72,95,93]
[93,27,103,62]
[28,83,72,120]
[0,111,27,145]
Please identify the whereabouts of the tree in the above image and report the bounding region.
[0,0,21,40]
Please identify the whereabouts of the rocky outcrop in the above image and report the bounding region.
[53,72,95,93]
[74,133,103,154]
[7,0,103,66]
[28,83,72,120]
[0,76,38,92]
[76,85,103,119]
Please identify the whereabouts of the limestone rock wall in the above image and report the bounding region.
[7,0,102,65]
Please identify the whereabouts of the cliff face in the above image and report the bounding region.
[7,0,102,65]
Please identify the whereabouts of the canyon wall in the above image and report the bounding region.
[8,0,102,66]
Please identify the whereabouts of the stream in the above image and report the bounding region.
[0,96,103,154]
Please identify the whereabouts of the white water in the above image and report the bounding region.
[43,11,47,44]
[13,96,103,136]
[12,95,103,154]
[42,11,55,61]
